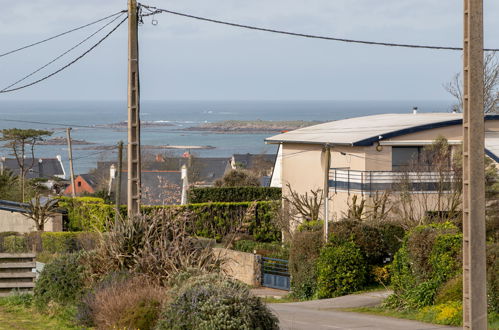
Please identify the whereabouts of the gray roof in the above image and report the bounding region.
[1,158,64,179]
[233,154,276,169]
[485,132,499,162]
[265,113,466,146]
[119,171,182,205]
[79,174,97,188]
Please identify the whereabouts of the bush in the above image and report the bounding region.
[188,187,281,203]
[156,274,279,330]
[2,235,28,253]
[214,169,261,187]
[232,240,289,259]
[330,220,386,265]
[434,274,462,305]
[316,241,367,298]
[388,222,462,309]
[58,196,115,231]
[60,197,281,242]
[34,253,86,309]
[376,222,405,258]
[0,231,21,252]
[41,232,78,253]
[297,220,324,232]
[289,230,323,299]
[487,241,499,313]
[77,274,164,329]
[417,301,462,326]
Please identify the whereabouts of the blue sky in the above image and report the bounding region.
[0,0,498,101]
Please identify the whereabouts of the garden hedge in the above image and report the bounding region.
[59,197,281,242]
[187,187,281,203]
[0,231,99,253]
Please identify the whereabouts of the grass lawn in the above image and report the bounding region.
[0,296,84,330]
[343,306,499,330]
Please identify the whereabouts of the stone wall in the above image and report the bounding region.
[0,210,63,233]
[213,248,261,286]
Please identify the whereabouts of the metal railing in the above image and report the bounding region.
[329,168,455,195]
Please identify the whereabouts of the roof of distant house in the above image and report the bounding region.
[266,113,499,147]
[233,153,276,169]
[118,171,182,205]
[79,174,98,188]
[0,157,65,179]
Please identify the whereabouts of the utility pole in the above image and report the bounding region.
[116,141,123,222]
[323,145,330,241]
[462,0,487,328]
[127,0,141,217]
[66,127,76,198]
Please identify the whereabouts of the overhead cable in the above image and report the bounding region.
[0,11,127,58]
[141,5,499,52]
[1,13,126,92]
[0,16,128,94]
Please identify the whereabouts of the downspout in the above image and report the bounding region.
[323,144,331,241]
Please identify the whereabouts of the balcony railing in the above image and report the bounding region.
[329,168,455,194]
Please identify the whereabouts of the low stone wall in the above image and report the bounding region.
[0,210,63,233]
[213,248,261,286]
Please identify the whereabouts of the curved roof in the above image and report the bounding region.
[266,113,499,146]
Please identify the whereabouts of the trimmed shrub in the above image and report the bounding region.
[60,197,281,242]
[388,222,462,309]
[297,220,324,232]
[41,232,78,253]
[188,187,281,203]
[58,196,115,231]
[232,240,289,260]
[2,235,28,253]
[289,230,323,299]
[77,274,164,329]
[156,274,279,330]
[34,253,86,309]
[0,231,21,252]
[316,241,367,299]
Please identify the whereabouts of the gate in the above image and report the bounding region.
[261,257,290,290]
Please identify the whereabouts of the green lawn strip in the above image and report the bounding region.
[341,306,499,330]
[0,298,84,330]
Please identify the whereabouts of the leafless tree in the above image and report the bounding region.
[283,183,323,222]
[20,194,59,231]
[444,51,499,113]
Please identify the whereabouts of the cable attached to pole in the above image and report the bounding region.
[0,11,127,58]
[0,16,128,94]
[141,4,498,52]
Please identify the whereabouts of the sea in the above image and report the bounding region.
[0,100,453,175]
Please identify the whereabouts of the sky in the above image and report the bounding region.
[0,0,498,101]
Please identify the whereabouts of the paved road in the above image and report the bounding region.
[268,291,460,330]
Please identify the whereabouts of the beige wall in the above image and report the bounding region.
[214,248,261,286]
[0,210,63,233]
[279,122,492,223]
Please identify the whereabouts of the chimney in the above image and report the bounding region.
[412,107,418,115]
[181,164,189,205]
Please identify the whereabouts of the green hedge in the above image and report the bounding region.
[59,197,281,242]
[0,232,99,254]
[187,187,281,203]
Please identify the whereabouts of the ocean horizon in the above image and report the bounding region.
[0,99,455,174]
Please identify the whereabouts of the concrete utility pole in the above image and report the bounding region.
[116,141,123,222]
[127,0,142,217]
[323,145,330,241]
[462,0,487,328]
[66,127,76,198]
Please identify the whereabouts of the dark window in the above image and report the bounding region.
[77,181,82,187]
[392,147,420,171]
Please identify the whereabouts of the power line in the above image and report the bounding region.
[142,5,499,52]
[2,13,126,92]
[0,118,97,128]
[0,11,127,58]
[0,16,128,94]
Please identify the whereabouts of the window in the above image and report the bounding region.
[77,181,82,187]
[392,147,420,171]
